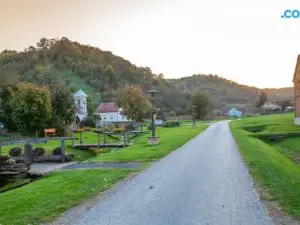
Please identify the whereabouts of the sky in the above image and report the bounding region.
[1,0,300,88]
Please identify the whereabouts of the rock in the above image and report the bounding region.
[9,147,22,157]
[32,147,45,156]
[0,156,10,163]
[33,155,73,162]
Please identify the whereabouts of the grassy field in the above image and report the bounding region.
[230,113,300,218]
[0,169,133,225]
[0,131,117,161]
[90,125,208,162]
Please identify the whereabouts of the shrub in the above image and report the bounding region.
[32,147,45,156]
[162,121,181,128]
[113,128,125,133]
[88,148,106,156]
[9,147,22,157]
[81,116,95,127]
[52,147,62,155]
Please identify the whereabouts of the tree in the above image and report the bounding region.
[116,84,150,121]
[277,100,291,112]
[190,92,211,120]
[256,91,268,108]
[86,95,95,116]
[102,65,117,88]
[10,83,52,134]
[0,85,18,131]
[49,87,75,135]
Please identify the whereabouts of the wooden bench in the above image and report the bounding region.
[44,128,56,138]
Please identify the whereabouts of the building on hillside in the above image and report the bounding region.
[228,108,242,117]
[95,102,130,127]
[294,55,300,125]
[73,89,88,125]
[261,101,282,113]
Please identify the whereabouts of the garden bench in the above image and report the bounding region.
[44,128,56,138]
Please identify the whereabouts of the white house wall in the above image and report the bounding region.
[97,112,130,123]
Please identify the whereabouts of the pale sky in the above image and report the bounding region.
[0,0,299,88]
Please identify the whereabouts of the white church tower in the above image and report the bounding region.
[73,89,88,123]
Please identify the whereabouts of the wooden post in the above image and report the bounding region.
[71,132,75,147]
[60,140,65,163]
[80,131,83,144]
[24,142,33,165]
[97,132,100,147]
[123,132,126,147]
[0,144,2,156]
[104,133,106,143]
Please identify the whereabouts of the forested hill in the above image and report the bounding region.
[0,37,293,114]
[0,37,187,111]
[168,75,293,108]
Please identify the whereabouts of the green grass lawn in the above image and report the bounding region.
[90,125,208,162]
[0,131,117,161]
[237,113,299,133]
[0,169,132,225]
[230,113,300,218]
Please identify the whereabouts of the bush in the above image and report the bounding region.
[32,147,45,156]
[113,128,125,133]
[81,116,95,128]
[52,147,62,155]
[162,121,181,128]
[9,147,22,157]
[88,148,106,156]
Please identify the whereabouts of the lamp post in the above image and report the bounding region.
[192,105,197,127]
[146,89,160,145]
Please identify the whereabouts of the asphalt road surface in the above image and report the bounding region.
[71,121,274,225]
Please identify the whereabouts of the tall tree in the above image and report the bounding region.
[102,65,117,88]
[116,84,150,121]
[0,85,18,131]
[190,92,211,119]
[277,100,291,112]
[10,83,52,134]
[256,91,268,108]
[49,87,75,135]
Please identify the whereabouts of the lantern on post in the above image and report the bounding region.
[146,89,160,145]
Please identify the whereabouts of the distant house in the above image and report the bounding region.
[293,55,300,125]
[73,89,88,125]
[95,102,130,126]
[228,108,242,117]
[261,101,282,112]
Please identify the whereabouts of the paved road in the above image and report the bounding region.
[70,121,274,225]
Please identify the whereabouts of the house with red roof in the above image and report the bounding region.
[95,102,130,126]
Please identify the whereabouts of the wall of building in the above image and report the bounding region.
[95,112,130,126]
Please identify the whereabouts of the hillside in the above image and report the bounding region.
[0,37,294,115]
[169,74,293,110]
[0,37,188,112]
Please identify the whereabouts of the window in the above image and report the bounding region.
[77,99,80,105]
[111,116,113,120]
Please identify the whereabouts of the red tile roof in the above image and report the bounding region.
[95,102,119,113]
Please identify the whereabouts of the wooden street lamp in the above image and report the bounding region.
[146,89,160,145]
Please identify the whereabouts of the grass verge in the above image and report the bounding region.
[230,118,300,218]
[90,125,208,162]
[0,169,132,225]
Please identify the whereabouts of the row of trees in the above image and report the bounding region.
[0,83,74,135]
[115,84,212,121]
